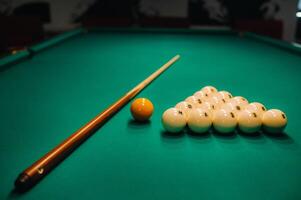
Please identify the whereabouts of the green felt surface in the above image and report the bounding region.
[0,30,301,200]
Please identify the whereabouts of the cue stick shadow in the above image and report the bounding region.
[8,188,25,199]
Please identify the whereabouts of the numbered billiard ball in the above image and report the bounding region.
[244,102,267,118]
[218,91,233,101]
[237,109,262,134]
[209,92,226,102]
[201,86,218,96]
[227,96,249,110]
[198,101,216,115]
[130,98,154,122]
[194,90,209,99]
[220,102,243,115]
[162,108,187,133]
[185,96,203,107]
[206,93,226,109]
[262,109,287,134]
[213,109,237,134]
[187,108,212,134]
[175,101,194,118]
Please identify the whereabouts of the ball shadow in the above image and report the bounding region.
[186,129,213,144]
[263,131,294,144]
[160,130,185,146]
[160,130,185,139]
[127,119,151,130]
[186,129,211,139]
[211,129,237,139]
[211,129,239,144]
[237,130,266,144]
[237,130,263,139]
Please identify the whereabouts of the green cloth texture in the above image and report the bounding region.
[0,29,301,200]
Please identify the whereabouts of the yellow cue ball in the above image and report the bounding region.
[130,98,154,122]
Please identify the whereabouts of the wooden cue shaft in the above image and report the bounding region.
[14,55,180,191]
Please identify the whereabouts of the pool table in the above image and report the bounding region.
[1,28,301,200]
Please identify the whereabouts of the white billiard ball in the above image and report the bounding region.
[244,102,267,118]
[210,92,226,103]
[218,91,233,101]
[162,108,187,133]
[201,86,218,96]
[187,108,212,134]
[185,96,203,107]
[213,109,237,134]
[175,101,194,118]
[227,96,249,109]
[237,109,262,133]
[262,109,287,134]
[206,93,226,109]
[194,90,209,100]
[198,101,216,115]
[220,102,243,115]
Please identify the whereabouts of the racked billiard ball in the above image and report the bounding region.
[198,101,216,115]
[218,91,233,101]
[237,109,262,134]
[244,102,267,118]
[213,109,237,134]
[187,108,212,134]
[220,102,243,115]
[228,96,249,109]
[175,101,194,118]
[162,108,187,133]
[130,98,154,122]
[185,96,203,107]
[201,86,218,96]
[262,109,287,134]
[194,90,209,99]
[205,93,226,109]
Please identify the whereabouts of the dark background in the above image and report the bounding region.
[0,0,300,54]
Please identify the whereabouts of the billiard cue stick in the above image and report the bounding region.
[14,54,180,191]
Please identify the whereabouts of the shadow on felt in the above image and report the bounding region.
[158,124,294,146]
[8,187,32,199]
[127,119,151,129]
[211,129,237,139]
[186,129,211,139]
[263,131,294,144]
[160,130,185,139]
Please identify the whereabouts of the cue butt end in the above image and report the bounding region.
[14,173,33,192]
